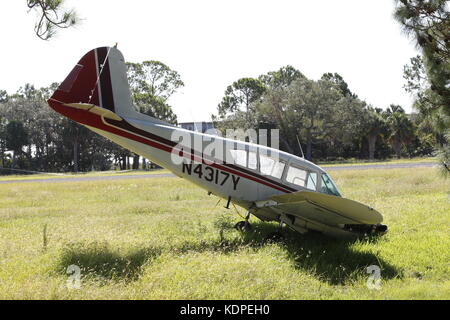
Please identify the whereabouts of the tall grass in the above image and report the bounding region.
[0,167,448,299]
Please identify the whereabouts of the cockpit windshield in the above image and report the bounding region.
[320,173,341,197]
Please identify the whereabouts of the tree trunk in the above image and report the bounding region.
[132,154,140,170]
[392,139,402,158]
[306,128,312,161]
[0,145,4,167]
[11,151,16,169]
[280,137,294,155]
[121,156,126,170]
[368,134,377,160]
[73,138,78,173]
[45,136,49,171]
[27,144,32,162]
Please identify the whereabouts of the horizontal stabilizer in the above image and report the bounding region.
[63,103,122,121]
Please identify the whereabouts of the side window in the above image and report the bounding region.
[229,149,258,170]
[321,173,341,196]
[248,151,257,170]
[306,172,317,191]
[260,154,275,176]
[259,154,285,179]
[271,161,285,179]
[286,165,307,186]
[230,149,247,167]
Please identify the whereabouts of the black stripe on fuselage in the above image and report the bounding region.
[96,47,115,113]
[104,117,298,193]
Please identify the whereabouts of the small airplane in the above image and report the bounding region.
[48,46,387,238]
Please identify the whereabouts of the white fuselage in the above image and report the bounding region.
[86,114,329,220]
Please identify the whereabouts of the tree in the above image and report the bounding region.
[365,108,387,160]
[259,65,306,89]
[127,61,184,102]
[394,0,449,173]
[325,96,370,159]
[394,0,449,100]
[254,86,297,153]
[215,66,305,148]
[217,78,266,119]
[27,0,77,40]
[127,61,183,168]
[403,55,446,144]
[0,115,6,167]
[5,121,29,168]
[215,67,373,161]
[133,93,178,125]
[286,78,344,160]
[321,73,357,98]
[385,105,415,158]
[254,77,348,160]
[0,90,7,103]
[0,83,124,173]
[2,83,63,171]
[61,119,81,172]
[126,61,181,123]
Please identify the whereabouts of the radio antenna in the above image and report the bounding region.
[296,135,305,158]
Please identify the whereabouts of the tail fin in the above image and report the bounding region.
[49,46,137,119]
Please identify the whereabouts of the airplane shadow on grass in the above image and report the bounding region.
[58,242,162,283]
[58,221,402,286]
[242,221,402,285]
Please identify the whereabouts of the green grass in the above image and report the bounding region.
[0,167,448,299]
[0,169,171,181]
[0,157,435,181]
[319,156,436,167]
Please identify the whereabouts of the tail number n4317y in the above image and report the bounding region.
[182,163,241,190]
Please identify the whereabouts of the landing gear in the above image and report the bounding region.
[234,211,252,232]
[344,223,388,235]
[375,224,388,233]
[234,220,251,232]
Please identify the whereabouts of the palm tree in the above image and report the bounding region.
[385,106,415,158]
[366,109,387,160]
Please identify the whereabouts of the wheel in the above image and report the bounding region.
[375,224,388,233]
[234,221,251,232]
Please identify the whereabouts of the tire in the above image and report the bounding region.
[234,221,251,232]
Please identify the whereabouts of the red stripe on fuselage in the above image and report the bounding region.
[48,99,294,193]
[103,117,297,193]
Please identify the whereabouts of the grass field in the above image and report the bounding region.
[0,168,170,181]
[0,166,448,299]
[318,156,436,167]
[0,157,436,182]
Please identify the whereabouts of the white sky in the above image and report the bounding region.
[0,0,419,122]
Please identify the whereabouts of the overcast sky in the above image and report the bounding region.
[0,0,419,122]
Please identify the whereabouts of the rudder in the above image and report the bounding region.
[50,46,134,118]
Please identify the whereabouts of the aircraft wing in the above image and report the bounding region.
[257,191,383,226]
